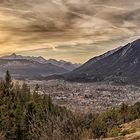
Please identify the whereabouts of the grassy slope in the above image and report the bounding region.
[104,119,140,140]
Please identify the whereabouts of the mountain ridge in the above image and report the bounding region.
[1,53,81,71]
[0,58,69,80]
[57,39,140,85]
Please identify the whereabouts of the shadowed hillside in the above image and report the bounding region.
[61,39,140,86]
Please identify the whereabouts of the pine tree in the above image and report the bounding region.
[48,94,52,113]
[4,70,13,95]
[21,83,30,103]
[120,103,128,123]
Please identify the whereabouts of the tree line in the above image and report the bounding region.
[0,71,140,140]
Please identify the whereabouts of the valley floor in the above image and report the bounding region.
[17,80,140,113]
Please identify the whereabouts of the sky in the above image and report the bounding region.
[0,0,140,63]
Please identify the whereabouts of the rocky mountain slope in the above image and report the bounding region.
[62,39,140,85]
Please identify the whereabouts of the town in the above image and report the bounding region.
[25,80,140,113]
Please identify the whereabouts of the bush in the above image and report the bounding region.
[107,127,120,137]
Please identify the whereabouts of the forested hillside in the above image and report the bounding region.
[0,71,140,140]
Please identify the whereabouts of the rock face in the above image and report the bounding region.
[63,39,140,85]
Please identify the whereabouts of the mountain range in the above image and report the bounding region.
[56,39,140,85]
[1,39,140,84]
[0,54,80,80]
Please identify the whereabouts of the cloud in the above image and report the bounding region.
[0,0,140,62]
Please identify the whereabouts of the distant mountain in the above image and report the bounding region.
[60,39,140,85]
[46,59,81,71]
[0,59,69,80]
[1,53,47,63]
[1,54,80,71]
[0,55,71,79]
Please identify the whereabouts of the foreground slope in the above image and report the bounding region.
[104,119,140,140]
[63,39,140,85]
